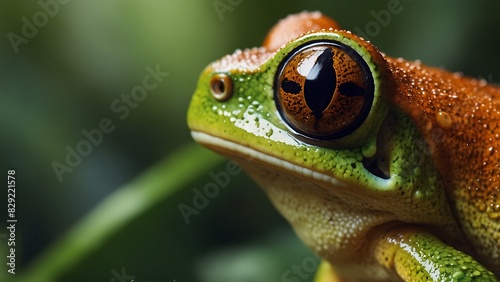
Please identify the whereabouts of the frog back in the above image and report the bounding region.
[387,57,500,272]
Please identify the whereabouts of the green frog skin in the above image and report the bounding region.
[187,11,500,281]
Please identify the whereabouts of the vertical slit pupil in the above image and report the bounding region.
[304,48,336,119]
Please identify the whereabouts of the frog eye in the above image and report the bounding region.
[210,73,233,101]
[274,41,374,140]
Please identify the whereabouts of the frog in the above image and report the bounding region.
[187,11,500,281]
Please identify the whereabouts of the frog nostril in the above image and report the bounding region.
[210,73,233,101]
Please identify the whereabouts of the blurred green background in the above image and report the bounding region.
[1,1,499,281]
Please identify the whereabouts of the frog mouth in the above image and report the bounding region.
[190,131,351,188]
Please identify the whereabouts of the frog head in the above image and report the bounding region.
[187,11,499,280]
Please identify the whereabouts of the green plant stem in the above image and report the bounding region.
[19,143,223,282]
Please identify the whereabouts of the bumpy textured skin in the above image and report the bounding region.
[263,11,341,52]
[187,11,500,281]
[373,227,495,281]
[387,58,500,272]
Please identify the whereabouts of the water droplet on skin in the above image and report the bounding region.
[486,203,500,219]
[436,111,453,129]
[493,203,500,212]
[412,189,423,201]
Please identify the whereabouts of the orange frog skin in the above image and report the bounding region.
[188,12,500,281]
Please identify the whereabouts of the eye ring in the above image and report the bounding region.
[210,73,233,101]
[274,40,374,141]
